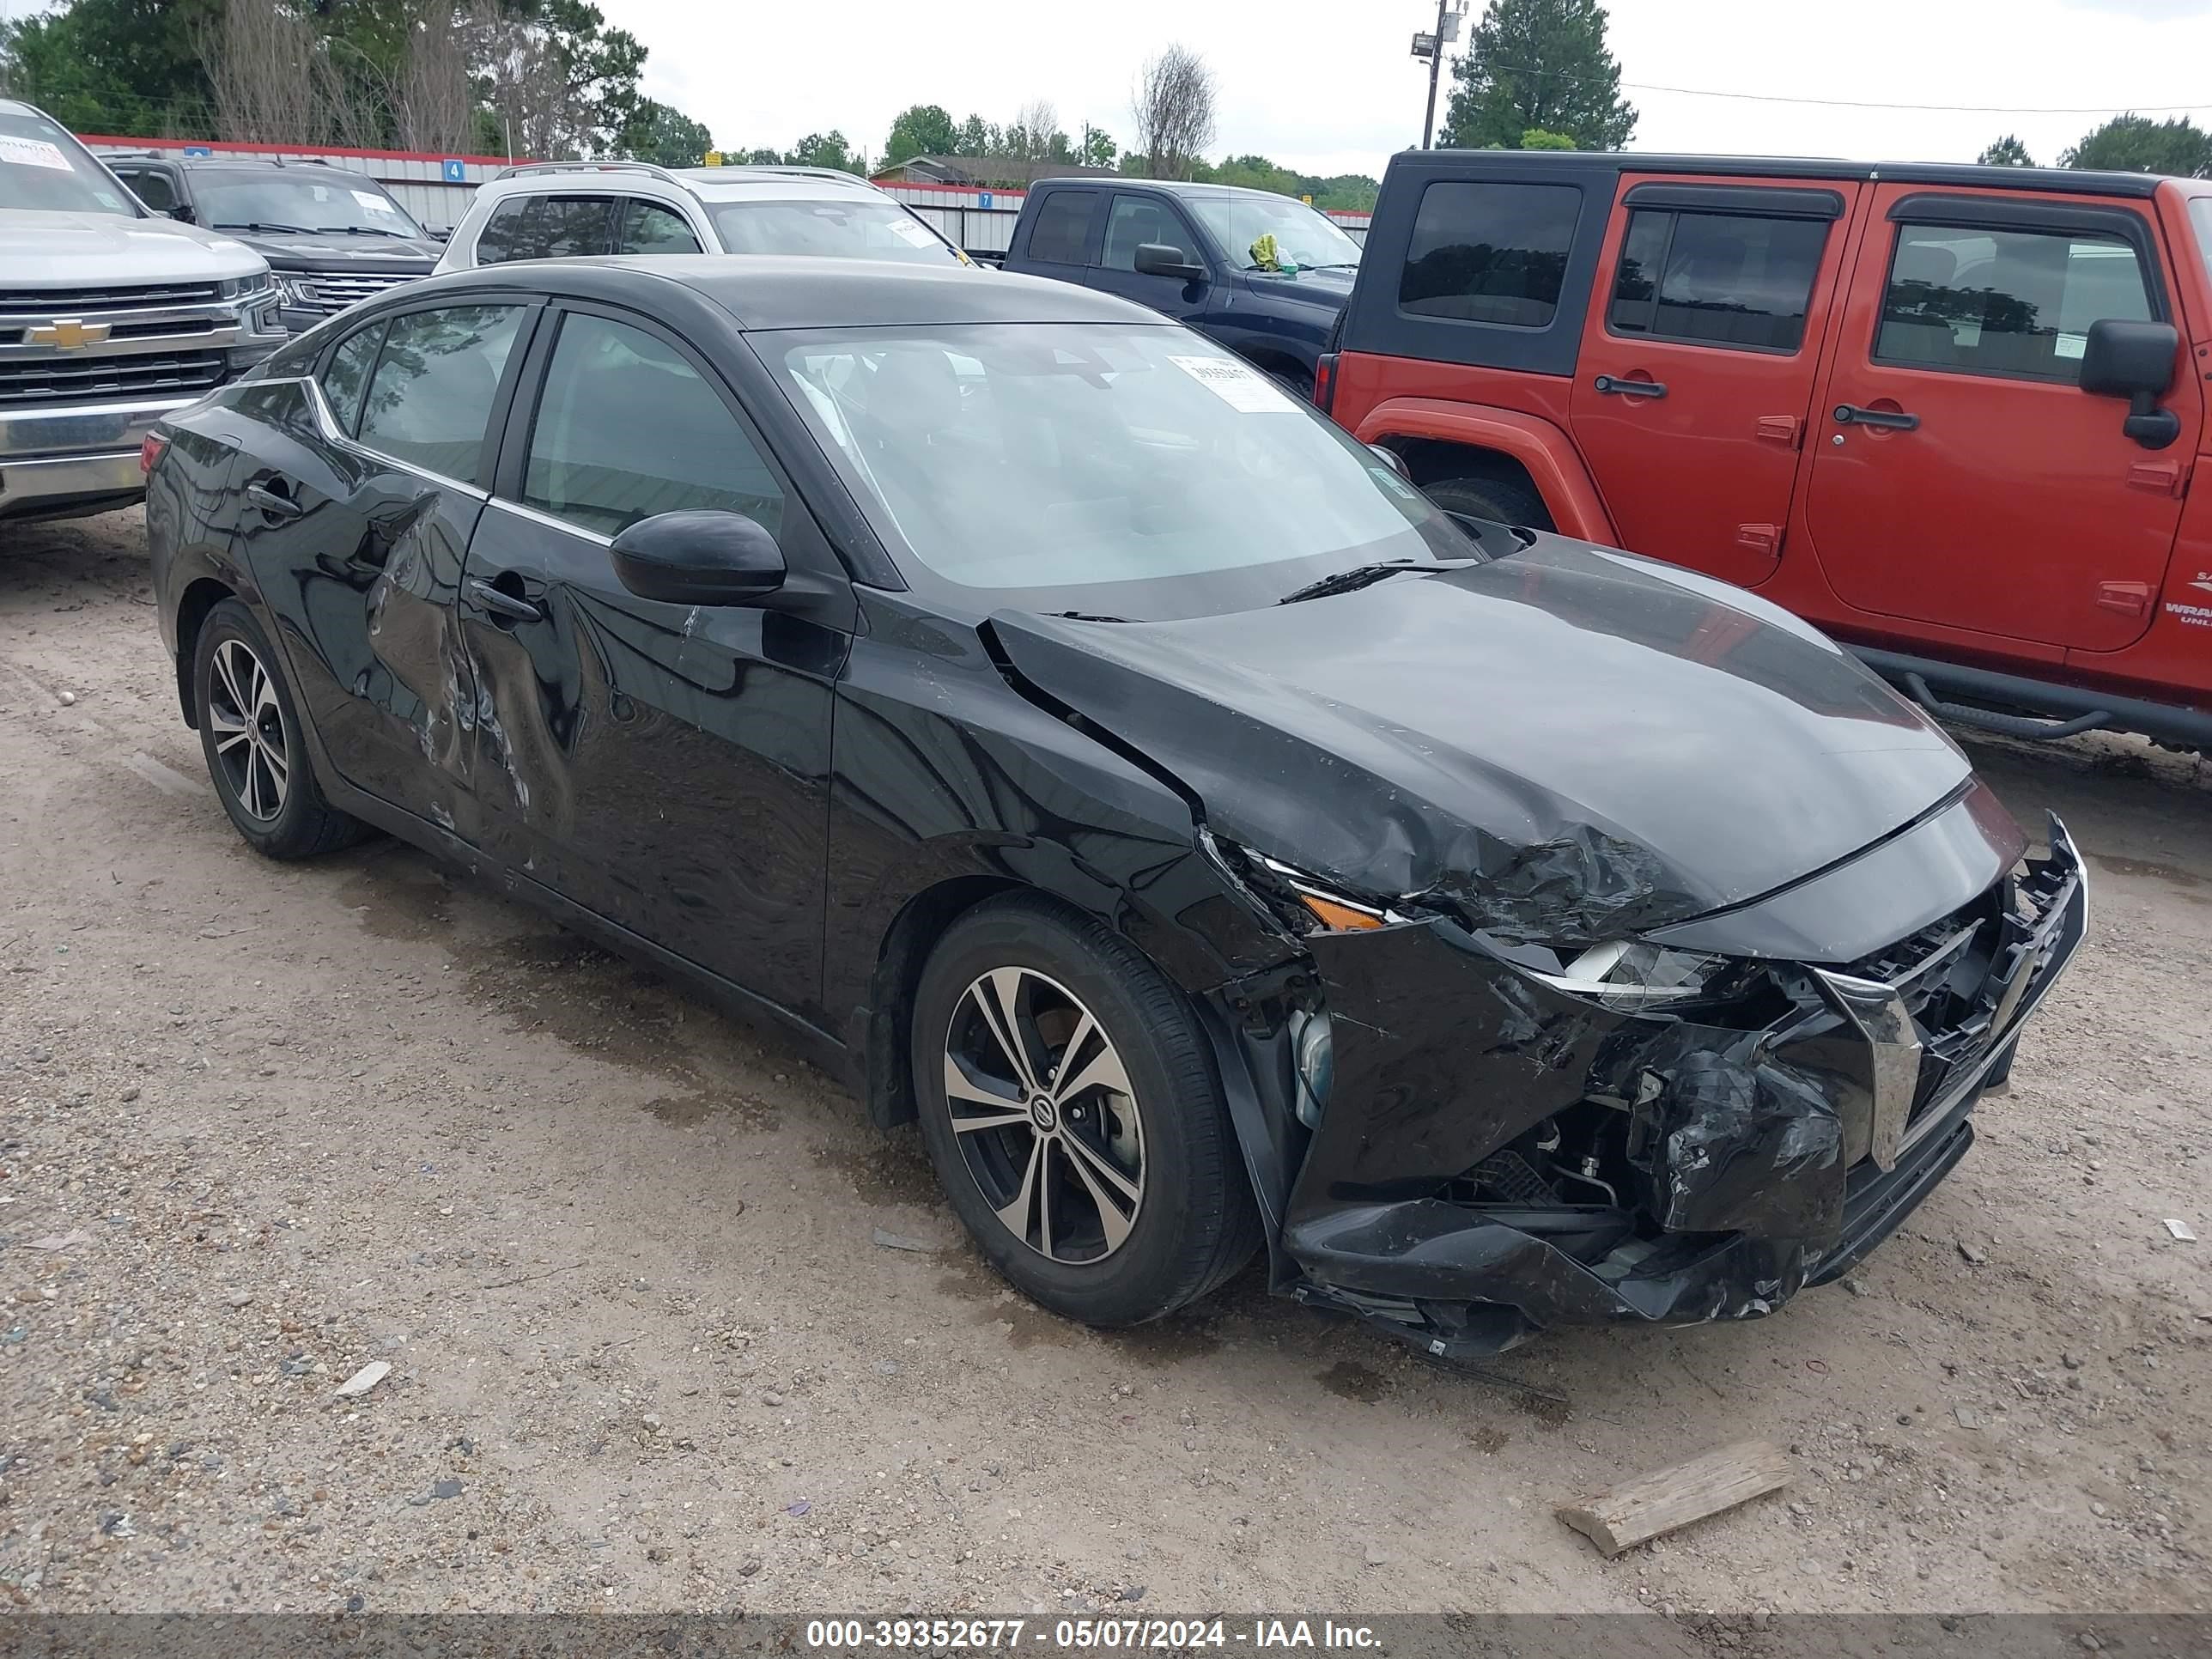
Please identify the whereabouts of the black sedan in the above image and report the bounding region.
[145,257,2086,1356]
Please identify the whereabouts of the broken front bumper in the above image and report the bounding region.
[1277,818,2087,1357]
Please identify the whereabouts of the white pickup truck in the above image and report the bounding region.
[2,100,285,526]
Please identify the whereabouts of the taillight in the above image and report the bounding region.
[1312,352,1339,416]
[140,432,169,476]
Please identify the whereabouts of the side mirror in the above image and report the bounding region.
[2081,318,2182,449]
[426,226,453,244]
[1133,242,1206,283]
[1367,443,1411,480]
[166,204,196,225]
[610,509,786,606]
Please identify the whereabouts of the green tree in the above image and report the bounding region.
[1080,126,1117,168]
[1519,126,1576,149]
[1977,134,2034,167]
[620,97,712,167]
[951,112,996,155]
[785,130,864,173]
[2061,113,2212,178]
[0,0,218,136]
[1443,0,1635,152]
[884,102,956,163]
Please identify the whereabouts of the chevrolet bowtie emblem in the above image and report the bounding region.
[28,319,112,350]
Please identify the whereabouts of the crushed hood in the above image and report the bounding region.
[0,209,269,284]
[989,538,1973,941]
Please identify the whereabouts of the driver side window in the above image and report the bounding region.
[1103,195,1194,272]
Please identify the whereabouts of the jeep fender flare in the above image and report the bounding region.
[1352,397,1619,545]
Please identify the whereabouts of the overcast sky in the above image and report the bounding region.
[624,0,2212,180]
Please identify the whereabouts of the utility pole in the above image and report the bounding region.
[1422,0,1451,149]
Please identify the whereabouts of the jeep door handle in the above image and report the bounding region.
[1593,374,1668,398]
[467,577,541,626]
[1833,404,1920,431]
[246,482,304,521]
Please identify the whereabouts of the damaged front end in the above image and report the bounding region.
[1220,813,2087,1359]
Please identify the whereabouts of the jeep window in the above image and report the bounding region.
[704,198,959,264]
[474,195,617,265]
[0,112,137,216]
[2186,197,2212,289]
[1025,191,1096,264]
[1398,181,1581,329]
[1875,222,2154,383]
[1184,192,1362,273]
[1607,210,1828,351]
[617,198,702,255]
[194,171,424,237]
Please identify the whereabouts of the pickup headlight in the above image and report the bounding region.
[1527,940,1729,1011]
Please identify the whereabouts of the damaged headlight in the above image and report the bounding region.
[1527,940,1728,1012]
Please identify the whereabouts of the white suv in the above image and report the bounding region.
[432,162,971,273]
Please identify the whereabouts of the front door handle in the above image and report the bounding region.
[1593,374,1668,398]
[1833,404,1919,431]
[467,576,541,626]
[246,481,304,521]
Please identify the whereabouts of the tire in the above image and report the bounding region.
[191,598,368,860]
[911,894,1261,1327]
[1424,474,1552,531]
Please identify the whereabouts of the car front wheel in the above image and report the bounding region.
[911,895,1259,1326]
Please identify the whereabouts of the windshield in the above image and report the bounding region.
[0,112,137,216]
[773,323,1470,619]
[1183,192,1362,273]
[707,198,959,264]
[197,171,422,237]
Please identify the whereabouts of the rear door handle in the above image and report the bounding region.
[467,577,541,625]
[246,481,304,521]
[1833,404,1919,430]
[1593,374,1668,398]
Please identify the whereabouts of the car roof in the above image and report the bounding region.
[415,254,1164,331]
[1381,147,2171,200]
[479,164,889,204]
[1029,176,1307,203]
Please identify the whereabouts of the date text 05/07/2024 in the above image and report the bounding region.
[802,1619,1382,1650]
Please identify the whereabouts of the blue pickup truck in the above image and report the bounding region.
[1000,179,1361,396]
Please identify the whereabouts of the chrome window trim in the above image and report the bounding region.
[486,492,613,547]
[258,373,490,502]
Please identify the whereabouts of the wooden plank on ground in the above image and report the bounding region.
[1556,1438,1793,1557]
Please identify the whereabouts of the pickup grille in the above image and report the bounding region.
[0,281,224,317]
[297,270,420,313]
[0,349,227,409]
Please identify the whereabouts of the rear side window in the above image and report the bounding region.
[474,194,617,264]
[1026,191,1096,264]
[617,198,702,254]
[1398,181,1582,329]
[522,313,783,538]
[356,304,525,481]
[321,320,386,434]
[1607,210,1830,351]
[1876,221,2155,382]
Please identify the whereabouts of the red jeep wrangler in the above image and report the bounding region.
[1322,149,2212,750]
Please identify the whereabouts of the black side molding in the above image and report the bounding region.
[1622,182,1844,220]
[1854,644,2212,750]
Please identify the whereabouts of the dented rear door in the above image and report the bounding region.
[230,300,538,842]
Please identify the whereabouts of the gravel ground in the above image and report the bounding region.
[0,508,2205,1617]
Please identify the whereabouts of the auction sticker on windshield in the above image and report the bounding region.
[1170,353,1299,414]
[0,136,72,172]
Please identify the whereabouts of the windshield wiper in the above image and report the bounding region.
[339,224,410,238]
[1276,558,1478,605]
[213,221,319,235]
[1048,610,1134,623]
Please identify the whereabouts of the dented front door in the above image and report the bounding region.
[231,301,537,842]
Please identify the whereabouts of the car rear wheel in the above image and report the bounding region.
[1425,474,1552,531]
[193,599,368,860]
[911,895,1259,1326]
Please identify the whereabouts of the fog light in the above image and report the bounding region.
[1291,1008,1334,1129]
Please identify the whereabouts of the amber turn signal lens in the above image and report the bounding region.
[1297,892,1385,932]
